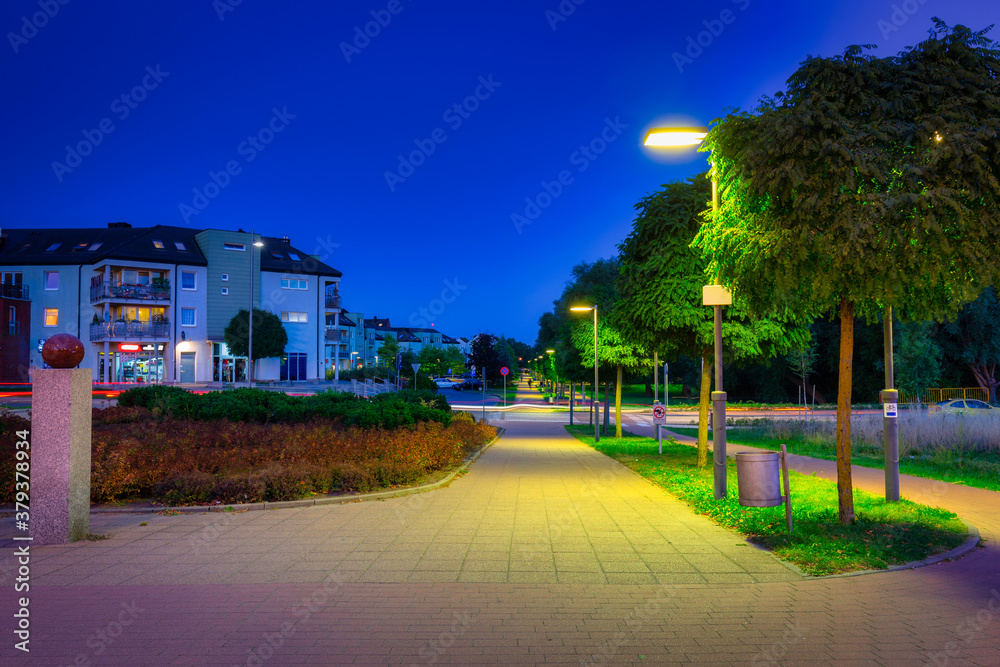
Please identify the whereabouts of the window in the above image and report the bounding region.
[221,287,229,295]
[181,308,196,326]
[224,242,246,252]
[220,273,229,281]
[72,242,89,252]
[174,241,187,251]
[88,242,103,251]
[269,251,284,260]
[281,312,308,323]
[287,252,302,261]
[280,353,308,381]
[138,271,150,285]
[44,308,58,326]
[17,243,31,251]
[45,243,61,252]
[152,240,165,249]
[181,271,196,290]
[280,278,308,290]
[44,272,59,290]
[2,272,22,284]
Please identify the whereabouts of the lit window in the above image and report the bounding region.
[152,240,165,249]
[72,242,89,252]
[281,312,308,323]
[17,243,31,251]
[44,272,59,290]
[174,241,186,250]
[181,272,196,290]
[280,278,308,290]
[44,308,58,326]
[181,308,196,326]
[88,242,102,251]
[287,252,302,261]
[45,243,61,252]
[224,242,246,252]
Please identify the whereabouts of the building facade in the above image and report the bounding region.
[0,224,342,384]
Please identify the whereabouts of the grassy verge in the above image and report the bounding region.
[565,425,968,576]
[668,423,1000,493]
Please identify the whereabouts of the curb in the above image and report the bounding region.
[90,427,505,515]
[813,518,982,579]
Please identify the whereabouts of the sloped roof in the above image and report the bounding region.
[0,225,207,266]
[259,236,341,277]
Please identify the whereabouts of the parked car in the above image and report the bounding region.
[454,378,483,391]
[434,377,458,388]
[928,399,995,416]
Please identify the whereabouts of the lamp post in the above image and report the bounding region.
[247,231,265,388]
[570,305,599,443]
[644,127,731,498]
[545,348,555,400]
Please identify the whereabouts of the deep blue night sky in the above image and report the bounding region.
[1,0,993,343]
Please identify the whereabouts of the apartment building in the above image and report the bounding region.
[0,224,343,384]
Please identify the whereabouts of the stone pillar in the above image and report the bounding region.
[30,368,91,545]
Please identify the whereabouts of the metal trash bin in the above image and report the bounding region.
[735,452,783,507]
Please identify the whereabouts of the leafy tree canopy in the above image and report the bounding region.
[224,308,288,361]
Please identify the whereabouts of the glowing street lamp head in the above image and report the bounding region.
[546,349,555,354]
[570,306,595,312]
[643,128,708,148]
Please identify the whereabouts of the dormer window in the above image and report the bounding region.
[45,243,61,252]
[269,251,284,260]
[152,240,165,249]
[72,242,89,252]
[174,241,187,250]
[89,242,103,251]
[288,252,301,261]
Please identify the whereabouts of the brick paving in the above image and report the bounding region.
[2,391,999,664]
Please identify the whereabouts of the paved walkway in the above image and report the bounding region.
[1,411,999,664]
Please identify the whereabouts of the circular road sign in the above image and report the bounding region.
[652,405,666,424]
[500,366,509,376]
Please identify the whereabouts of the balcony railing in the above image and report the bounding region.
[7,321,21,336]
[324,328,343,341]
[0,284,29,300]
[90,321,171,342]
[90,283,171,304]
[325,293,342,309]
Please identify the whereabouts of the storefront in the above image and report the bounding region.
[211,342,247,383]
[99,342,166,384]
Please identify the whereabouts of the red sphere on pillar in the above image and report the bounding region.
[41,333,86,369]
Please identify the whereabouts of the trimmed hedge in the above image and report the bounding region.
[116,386,451,428]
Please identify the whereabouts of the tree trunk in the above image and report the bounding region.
[969,364,998,403]
[698,346,712,468]
[603,382,610,435]
[836,297,856,525]
[615,366,623,438]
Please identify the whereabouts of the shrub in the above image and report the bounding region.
[260,464,327,501]
[92,406,151,424]
[0,413,31,502]
[332,464,376,493]
[213,472,266,504]
[154,471,216,505]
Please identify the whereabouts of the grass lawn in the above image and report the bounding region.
[565,425,968,576]
[668,424,1000,493]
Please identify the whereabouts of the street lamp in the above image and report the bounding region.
[247,230,265,388]
[570,305,599,443]
[644,127,730,499]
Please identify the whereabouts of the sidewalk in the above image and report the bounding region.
[1,417,998,664]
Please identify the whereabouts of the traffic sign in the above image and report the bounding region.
[884,402,898,419]
[652,404,666,425]
[500,367,509,376]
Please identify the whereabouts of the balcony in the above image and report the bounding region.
[324,328,343,342]
[325,292,342,309]
[0,284,29,300]
[90,321,171,342]
[90,282,171,304]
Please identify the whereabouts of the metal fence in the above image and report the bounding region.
[899,387,991,404]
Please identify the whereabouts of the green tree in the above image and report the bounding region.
[695,23,1000,523]
[787,335,818,409]
[468,333,503,385]
[940,286,1000,401]
[617,176,809,464]
[417,345,466,376]
[223,308,288,381]
[377,334,399,366]
[894,321,943,401]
